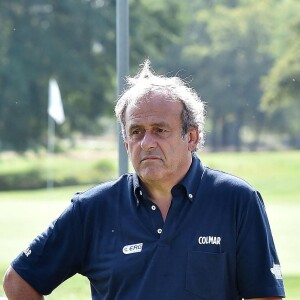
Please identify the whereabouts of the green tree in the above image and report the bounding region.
[181,2,274,150]
[0,1,116,151]
[152,0,300,150]
[261,0,300,108]
[258,0,300,148]
[0,0,184,151]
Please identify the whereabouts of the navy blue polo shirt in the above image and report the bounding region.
[12,154,285,299]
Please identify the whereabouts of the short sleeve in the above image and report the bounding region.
[236,191,285,298]
[11,196,84,295]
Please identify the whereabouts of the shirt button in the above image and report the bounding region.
[139,190,143,196]
[151,205,156,210]
[157,228,162,234]
[188,193,193,199]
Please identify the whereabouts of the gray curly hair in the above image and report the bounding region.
[115,60,206,150]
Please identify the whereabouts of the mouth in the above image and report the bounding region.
[141,155,161,162]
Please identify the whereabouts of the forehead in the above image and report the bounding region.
[125,93,183,126]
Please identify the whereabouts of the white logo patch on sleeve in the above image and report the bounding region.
[270,263,283,280]
[23,247,32,257]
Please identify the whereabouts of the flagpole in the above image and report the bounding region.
[47,113,55,189]
[47,78,65,190]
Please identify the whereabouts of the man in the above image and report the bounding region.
[3,60,285,299]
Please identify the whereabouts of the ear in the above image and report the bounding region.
[124,140,129,153]
[187,127,199,152]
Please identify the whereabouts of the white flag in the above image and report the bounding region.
[48,78,65,124]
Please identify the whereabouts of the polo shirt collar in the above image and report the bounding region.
[180,153,205,200]
[133,153,205,206]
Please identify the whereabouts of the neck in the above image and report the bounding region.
[139,155,193,220]
[140,177,180,221]
[147,188,172,221]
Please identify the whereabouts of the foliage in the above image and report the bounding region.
[262,101,300,148]
[253,0,300,147]
[0,168,43,190]
[180,2,275,150]
[0,0,113,150]
[1,0,299,152]
[129,0,184,66]
[260,0,300,109]
[155,0,300,150]
[0,152,117,191]
[0,0,184,151]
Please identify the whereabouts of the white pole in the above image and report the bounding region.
[117,0,129,175]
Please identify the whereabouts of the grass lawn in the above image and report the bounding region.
[0,150,299,298]
[0,187,92,299]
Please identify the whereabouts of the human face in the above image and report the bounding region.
[124,93,198,188]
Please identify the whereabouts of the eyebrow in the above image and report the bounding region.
[128,122,171,130]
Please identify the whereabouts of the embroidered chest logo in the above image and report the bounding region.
[122,243,143,255]
[198,236,221,245]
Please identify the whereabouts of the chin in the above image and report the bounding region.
[139,170,162,182]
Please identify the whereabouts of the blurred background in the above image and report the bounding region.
[0,0,299,299]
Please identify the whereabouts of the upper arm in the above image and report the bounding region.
[8,200,84,294]
[3,265,44,300]
[236,191,285,298]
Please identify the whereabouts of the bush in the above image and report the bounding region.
[0,168,45,190]
[0,156,117,191]
[94,159,117,180]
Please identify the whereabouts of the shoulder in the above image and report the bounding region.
[202,166,260,207]
[60,174,135,228]
[201,167,267,222]
[71,174,133,209]
[204,167,254,191]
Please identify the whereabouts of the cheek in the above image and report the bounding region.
[126,142,139,157]
[169,142,188,158]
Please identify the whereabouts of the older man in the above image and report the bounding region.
[3,61,285,299]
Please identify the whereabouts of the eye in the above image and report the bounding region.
[154,127,169,136]
[128,128,144,139]
[132,129,142,135]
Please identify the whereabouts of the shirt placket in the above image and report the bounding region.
[145,200,165,238]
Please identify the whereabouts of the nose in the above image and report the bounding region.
[140,131,157,151]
